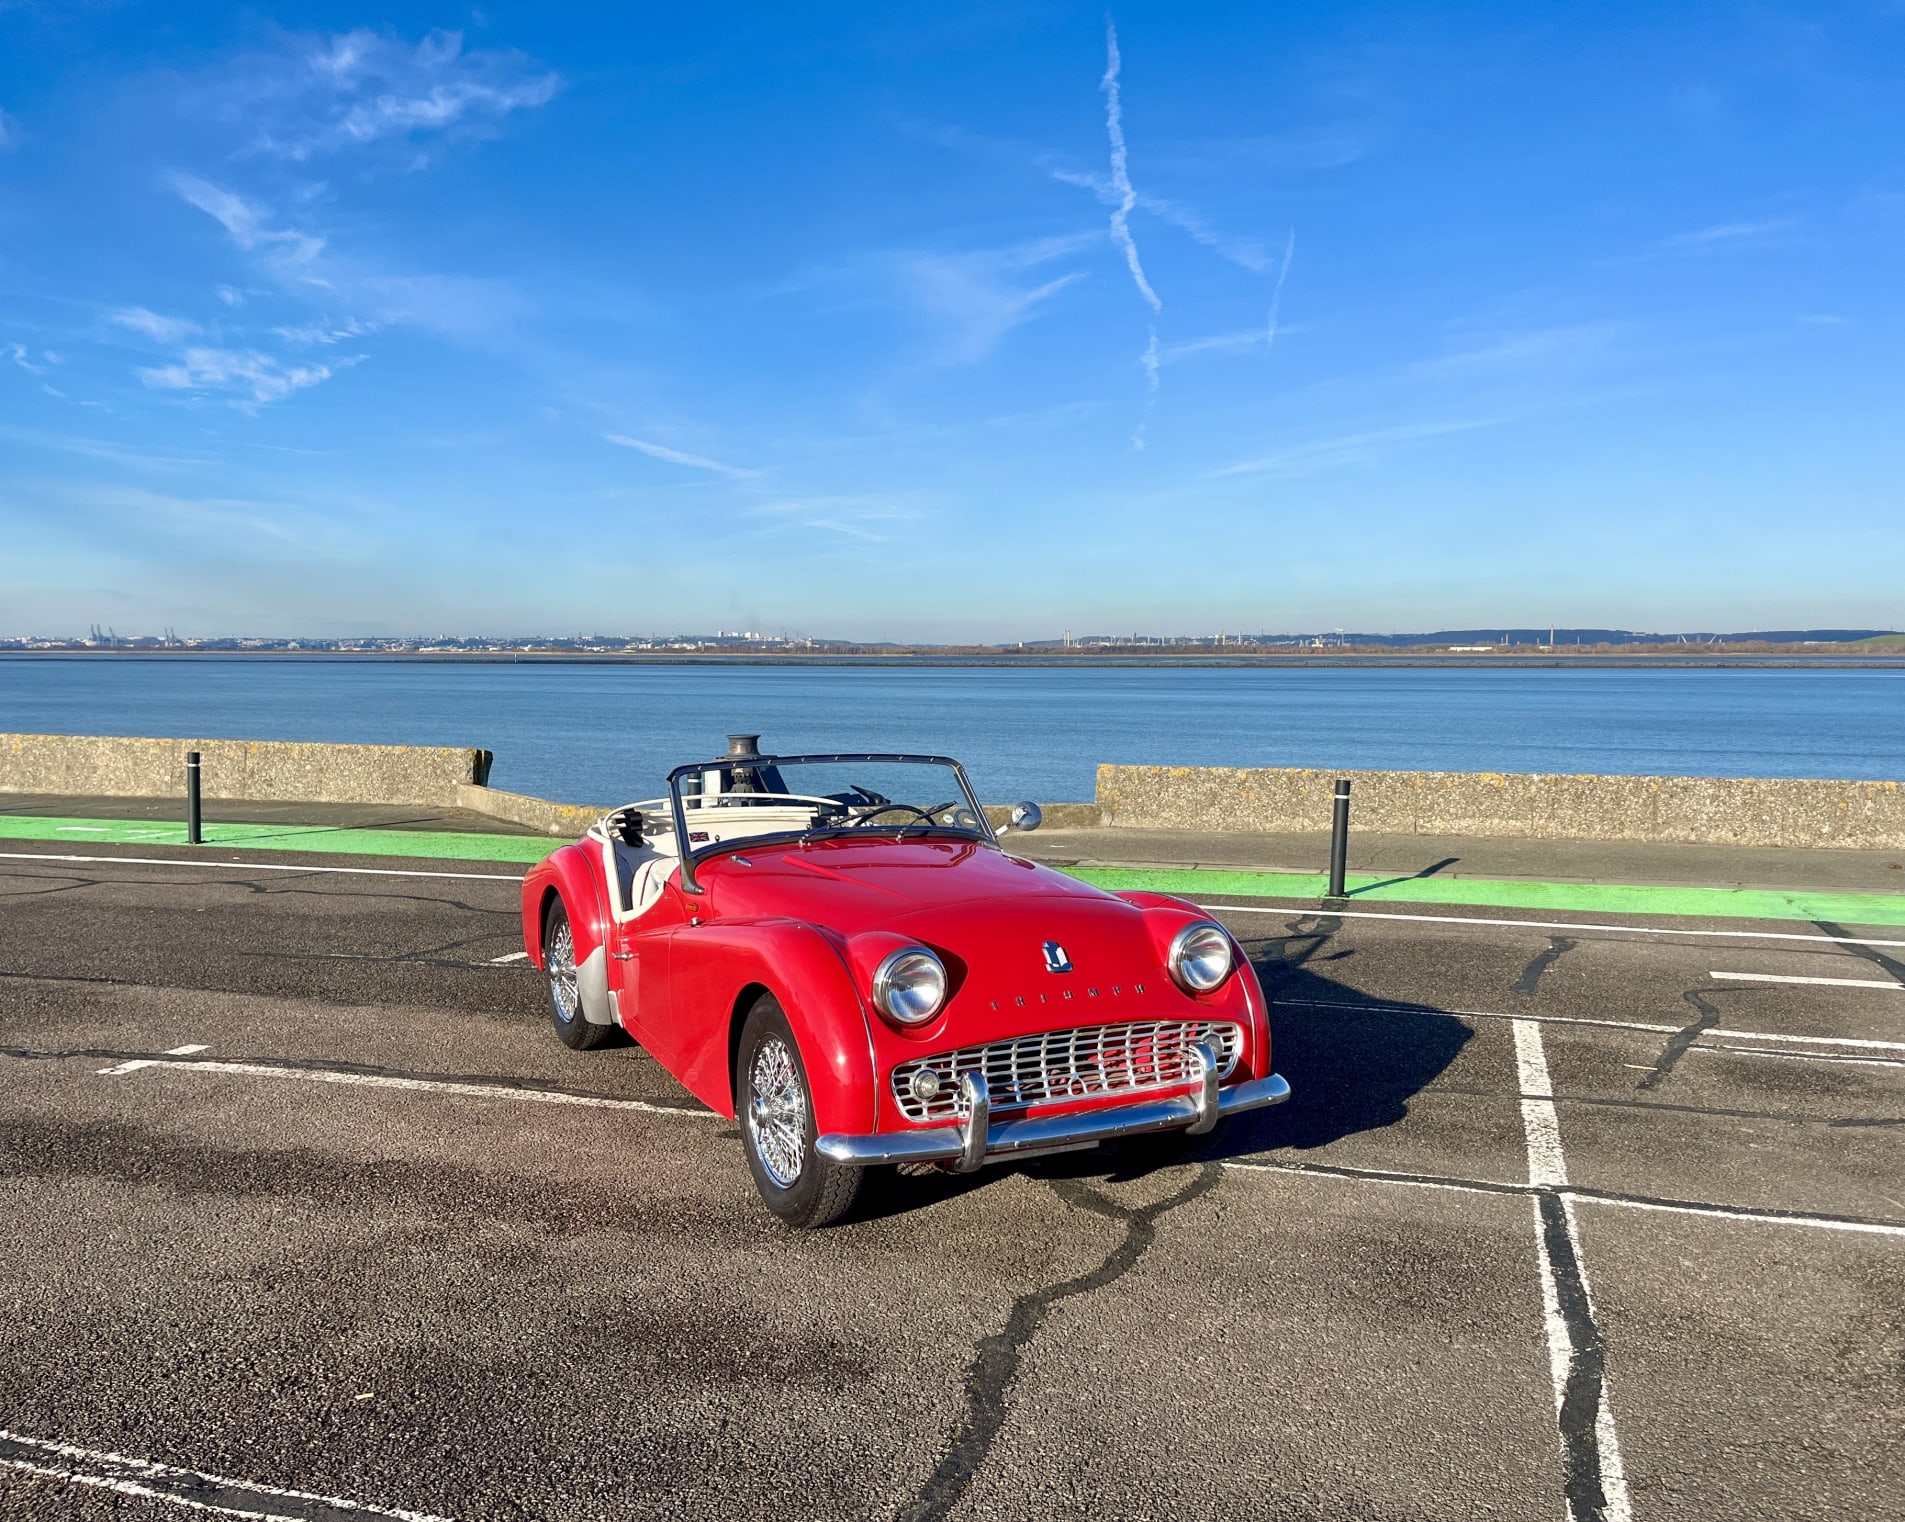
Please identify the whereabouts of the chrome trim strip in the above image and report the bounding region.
[815,1071,1292,1168]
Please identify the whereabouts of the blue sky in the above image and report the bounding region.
[2,3,1902,640]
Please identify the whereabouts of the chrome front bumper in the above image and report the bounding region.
[815,1042,1292,1172]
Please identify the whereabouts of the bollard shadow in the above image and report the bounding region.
[1345,855,1460,897]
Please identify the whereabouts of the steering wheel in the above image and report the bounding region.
[848,801,957,829]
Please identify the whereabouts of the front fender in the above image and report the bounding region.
[521,842,608,965]
[668,918,878,1132]
[1116,889,1272,1081]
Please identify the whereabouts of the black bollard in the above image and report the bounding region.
[186,750,202,845]
[1326,778,1351,898]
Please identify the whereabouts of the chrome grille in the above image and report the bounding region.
[890,1019,1244,1122]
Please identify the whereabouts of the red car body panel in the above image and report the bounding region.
[522,833,1270,1130]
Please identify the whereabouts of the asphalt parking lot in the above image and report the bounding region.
[1,842,1900,1521]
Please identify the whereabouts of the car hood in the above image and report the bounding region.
[700,836,1107,928]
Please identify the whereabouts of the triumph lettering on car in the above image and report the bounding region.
[520,735,1291,1227]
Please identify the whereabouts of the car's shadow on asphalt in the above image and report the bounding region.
[852,917,1470,1217]
[1200,932,1471,1165]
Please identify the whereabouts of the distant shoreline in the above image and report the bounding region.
[5,650,1903,671]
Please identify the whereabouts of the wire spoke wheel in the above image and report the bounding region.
[546,915,580,1022]
[747,1035,808,1187]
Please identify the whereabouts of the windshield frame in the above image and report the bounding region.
[666,751,995,892]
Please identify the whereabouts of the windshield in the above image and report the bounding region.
[668,753,990,855]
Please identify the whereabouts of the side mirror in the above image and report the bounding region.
[1003,801,1042,836]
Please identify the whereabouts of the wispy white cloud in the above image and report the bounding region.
[1659,217,1796,251]
[273,317,381,345]
[1408,324,1621,381]
[1155,125,1372,176]
[744,497,922,545]
[901,233,1090,364]
[1157,323,1307,365]
[137,347,344,407]
[6,342,45,376]
[216,29,560,163]
[111,307,202,344]
[604,433,759,479]
[171,174,327,280]
[1211,418,1504,478]
[171,176,526,346]
[1145,195,1274,275]
[217,286,246,307]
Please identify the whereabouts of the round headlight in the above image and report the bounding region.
[1168,921,1234,993]
[873,947,947,1025]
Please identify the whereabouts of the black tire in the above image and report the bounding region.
[543,898,614,1051]
[734,995,862,1228]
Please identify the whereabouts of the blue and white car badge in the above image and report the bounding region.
[1042,940,1072,974]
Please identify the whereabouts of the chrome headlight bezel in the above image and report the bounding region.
[872,946,948,1026]
[1168,920,1234,993]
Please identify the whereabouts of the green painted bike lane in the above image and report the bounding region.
[0,813,558,865]
[3,813,1902,926]
[1063,866,1905,928]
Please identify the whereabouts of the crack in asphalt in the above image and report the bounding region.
[894,1163,1221,1522]
[1537,1189,1614,1522]
[1514,935,1577,996]
[1638,990,1724,1091]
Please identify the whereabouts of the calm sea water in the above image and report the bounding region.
[1,658,1900,804]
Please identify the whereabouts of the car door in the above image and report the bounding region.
[608,877,682,1047]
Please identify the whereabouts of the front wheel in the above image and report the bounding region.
[543,898,614,1051]
[735,995,862,1228]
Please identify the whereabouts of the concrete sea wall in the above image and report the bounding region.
[454,783,608,836]
[1095,765,1905,850]
[0,732,493,810]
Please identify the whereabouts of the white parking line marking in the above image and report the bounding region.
[1711,970,1901,990]
[1513,1018,1633,1522]
[1702,1045,1905,1069]
[1513,1019,1568,1188]
[0,851,520,883]
[0,1427,451,1521]
[1204,903,1905,948]
[1704,1029,1905,1053]
[1275,996,1905,1053]
[109,1056,713,1117]
[487,951,529,964]
[1573,1194,1905,1238]
[1222,1160,1905,1238]
[98,1043,210,1076]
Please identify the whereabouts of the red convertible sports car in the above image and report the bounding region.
[521,737,1290,1227]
